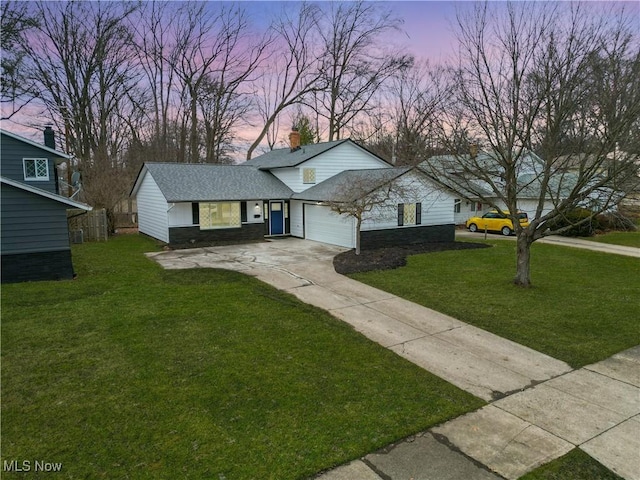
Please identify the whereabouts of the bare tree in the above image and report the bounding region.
[327,168,419,254]
[246,2,324,159]
[170,3,271,163]
[1,1,39,120]
[422,1,640,287]
[23,0,140,231]
[197,74,252,163]
[354,61,451,164]
[129,1,180,162]
[310,1,413,141]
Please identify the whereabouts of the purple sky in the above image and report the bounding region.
[4,1,638,144]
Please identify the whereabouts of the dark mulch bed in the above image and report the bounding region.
[333,242,491,274]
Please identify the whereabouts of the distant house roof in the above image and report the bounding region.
[424,150,544,176]
[292,167,411,202]
[243,138,390,169]
[0,128,72,160]
[131,163,293,202]
[517,173,577,198]
[0,176,92,210]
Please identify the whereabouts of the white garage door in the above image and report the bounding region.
[304,204,355,248]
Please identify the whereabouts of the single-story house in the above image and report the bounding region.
[420,151,569,224]
[1,128,92,283]
[132,134,456,249]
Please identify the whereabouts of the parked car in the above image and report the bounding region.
[465,210,529,236]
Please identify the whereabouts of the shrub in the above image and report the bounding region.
[546,209,600,237]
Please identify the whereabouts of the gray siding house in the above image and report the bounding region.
[1,128,91,283]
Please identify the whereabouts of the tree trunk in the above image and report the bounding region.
[355,216,362,255]
[513,233,533,287]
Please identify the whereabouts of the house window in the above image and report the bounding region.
[398,203,422,226]
[454,199,461,213]
[192,203,200,224]
[23,158,49,180]
[199,202,241,229]
[303,168,316,184]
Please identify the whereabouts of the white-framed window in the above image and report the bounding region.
[302,168,316,184]
[454,199,461,213]
[198,202,241,230]
[23,158,49,181]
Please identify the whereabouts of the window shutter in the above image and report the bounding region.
[241,202,247,223]
[397,204,404,226]
[192,203,200,225]
[416,203,422,224]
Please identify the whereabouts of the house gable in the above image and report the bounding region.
[262,140,392,193]
[1,129,70,195]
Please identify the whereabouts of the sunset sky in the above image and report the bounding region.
[4,1,638,146]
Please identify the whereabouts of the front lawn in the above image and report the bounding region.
[351,240,640,368]
[1,235,483,479]
[584,230,640,248]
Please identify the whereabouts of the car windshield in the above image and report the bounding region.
[517,212,528,220]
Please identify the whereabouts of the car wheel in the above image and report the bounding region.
[469,223,478,233]
[501,226,512,236]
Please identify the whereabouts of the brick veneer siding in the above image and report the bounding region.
[1,249,75,283]
[360,224,455,250]
[168,223,265,247]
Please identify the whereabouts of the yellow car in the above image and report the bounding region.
[466,210,529,236]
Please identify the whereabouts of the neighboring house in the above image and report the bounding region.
[422,151,566,224]
[131,134,456,249]
[1,128,92,283]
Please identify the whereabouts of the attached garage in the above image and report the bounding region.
[304,203,355,248]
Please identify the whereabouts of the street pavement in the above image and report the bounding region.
[147,237,640,479]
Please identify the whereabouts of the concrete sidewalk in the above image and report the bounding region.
[457,230,640,258]
[320,346,639,480]
[148,238,639,479]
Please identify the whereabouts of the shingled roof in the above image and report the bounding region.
[242,140,349,169]
[291,168,411,202]
[243,138,390,170]
[131,163,292,202]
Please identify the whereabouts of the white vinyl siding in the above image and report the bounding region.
[246,200,265,223]
[136,173,169,243]
[273,142,390,193]
[361,171,454,231]
[168,202,194,227]
[290,200,304,237]
[304,203,355,248]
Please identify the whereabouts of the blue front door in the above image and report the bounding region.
[270,201,284,235]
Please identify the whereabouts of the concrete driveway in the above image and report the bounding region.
[147,238,348,289]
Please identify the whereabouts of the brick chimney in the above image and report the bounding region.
[289,127,301,152]
[44,125,55,149]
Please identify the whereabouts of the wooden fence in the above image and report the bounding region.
[68,208,108,242]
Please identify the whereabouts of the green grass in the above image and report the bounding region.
[1,235,483,479]
[584,230,640,248]
[521,449,623,480]
[351,240,640,368]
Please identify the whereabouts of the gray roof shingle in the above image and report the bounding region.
[292,168,411,202]
[243,140,349,169]
[142,163,292,202]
